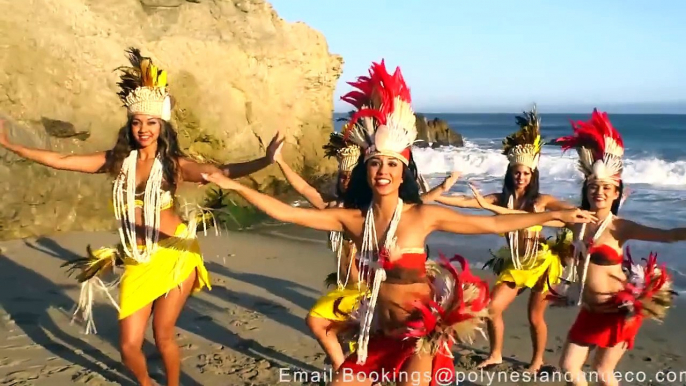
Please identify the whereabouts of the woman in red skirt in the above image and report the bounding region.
[552,109,686,386]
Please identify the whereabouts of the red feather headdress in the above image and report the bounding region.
[555,109,624,185]
[341,60,417,165]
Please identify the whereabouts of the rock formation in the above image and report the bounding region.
[0,0,342,239]
[414,114,464,148]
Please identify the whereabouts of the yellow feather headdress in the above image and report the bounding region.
[323,131,361,172]
[115,47,172,121]
[502,106,543,170]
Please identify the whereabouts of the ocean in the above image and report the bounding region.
[333,112,686,292]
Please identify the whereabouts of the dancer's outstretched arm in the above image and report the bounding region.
[181,132,285,183]
[201,172,346,232]
[619,219,686,243]
[0,119,107,173]
[467,183,568,227]
[422,204,596,235]
[420,171,460,204]
[274,148,330,209]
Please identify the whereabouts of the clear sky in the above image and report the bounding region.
[269,0,686,113]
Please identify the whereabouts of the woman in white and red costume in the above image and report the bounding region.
[200,61,596,386]
[550,109,686,386]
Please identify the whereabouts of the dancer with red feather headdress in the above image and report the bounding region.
[550,109,686,386]
[199,60,597,385]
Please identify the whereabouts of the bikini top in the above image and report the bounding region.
[357,248,428,285]
[588,244,623,266]
[123,190,174,211]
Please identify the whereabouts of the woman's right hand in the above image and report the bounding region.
[201,172,242,190]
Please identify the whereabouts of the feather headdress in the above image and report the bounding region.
[341,60,417,165]
[502,106,542,170]
[115,47,172,121]
[555,109,624,185]
[322,132,361,172]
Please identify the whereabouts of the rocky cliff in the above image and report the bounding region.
[0,0,342,239]
[414,114,464,148]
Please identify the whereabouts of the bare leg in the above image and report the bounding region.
[526,287,550,372]
[120,304,154,386]
[477,282,519,368]
[559,339,591,386]
[592,344,626,386]
[151,271,197,386]
[329,369,373,386]
[398,352,433,386]
[306,315,346,370]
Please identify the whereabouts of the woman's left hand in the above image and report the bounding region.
[468,182,489,209]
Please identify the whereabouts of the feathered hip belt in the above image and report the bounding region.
[548,247,677,322]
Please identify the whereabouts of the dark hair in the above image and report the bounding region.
[343,153,423,209]
[581,179,624,215]
[103,116,186,193]
[497,164,540,211]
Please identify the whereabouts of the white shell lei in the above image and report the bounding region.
[566,213,614,305]
[354,198,404,365]
[112,150,165,262]
[505,195,540,270]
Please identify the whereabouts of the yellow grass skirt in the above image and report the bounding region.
[308,282,367,322]
[494,243,562,293]
[118,223,212,320]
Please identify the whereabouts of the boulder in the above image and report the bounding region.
[0,0,342,239]
[414,114,464,148]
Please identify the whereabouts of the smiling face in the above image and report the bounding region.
[337,171,352,193]
[366,155,404,197]
[130,114,162,149]
[586,181,620,211]
[510,164,533,189]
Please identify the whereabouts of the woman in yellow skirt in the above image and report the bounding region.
[432,106,577,373]
[0,47,283,386]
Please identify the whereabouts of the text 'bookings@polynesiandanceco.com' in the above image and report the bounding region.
[278,367,686,385]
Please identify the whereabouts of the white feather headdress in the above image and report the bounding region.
[341,60,417,165]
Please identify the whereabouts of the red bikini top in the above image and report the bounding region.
[589,244,623,266]
[357,248,428,284]
[381,249,427,271]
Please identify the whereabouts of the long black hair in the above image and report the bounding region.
[581,179,624,215]
[497,164,541,211]
[343,153,423,210]
[103,116,186,193]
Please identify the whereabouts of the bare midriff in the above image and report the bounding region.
[132,206,182,245]
[377,281,432,336]
[582,263,626,306]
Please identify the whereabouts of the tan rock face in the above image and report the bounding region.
[0,0,342,240]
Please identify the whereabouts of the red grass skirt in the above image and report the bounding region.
[338,334,454,386]
[568,308,643,349]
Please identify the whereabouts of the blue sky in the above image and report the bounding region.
[269,0,686,113]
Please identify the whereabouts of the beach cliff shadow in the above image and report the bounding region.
[205,261,318,312]
[23,236,82,262]
[3,236,204,386]
[179,295,319,372]
[0,254,134,385]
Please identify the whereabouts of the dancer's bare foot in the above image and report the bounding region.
[476,355,503,369]
[523,359,544,374]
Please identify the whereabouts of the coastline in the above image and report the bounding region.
[0,223,684,385]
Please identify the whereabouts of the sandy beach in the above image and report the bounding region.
[1,221,685,386]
